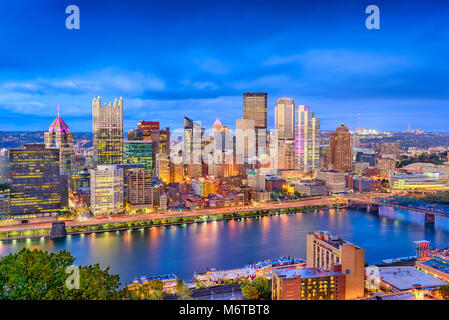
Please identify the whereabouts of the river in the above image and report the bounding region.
[1,207,449,285]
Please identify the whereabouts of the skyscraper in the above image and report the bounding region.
[327,125,352,172]
[275,98,295,140]
[90,165,123,215]
[9,144,65,218]
[44,106,74,174]
[243,93,267,157]
[123,140,153,171]
[235,118,256,165]
[295,105,320,173]
[92,97,123,166]
[183,117,203,178]
[127,168,152,206]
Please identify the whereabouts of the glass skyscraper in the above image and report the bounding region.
[9,144,64,217]
[92,96,124,166]
[295,105,320,173]
[124,140,153,171]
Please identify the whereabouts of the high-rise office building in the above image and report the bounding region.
[92,97,123,165]
[380,142,401,160]
[9,144,65,218]
[278,140,296,170]
[138,121,170,157]
[44,107,74,174]
[295,105,320,173]
[183,117,203,178]
[275,98,295,140]
[243,93,267,157]
[306,231,365,299]
[127,168,152,206]
[235,118,256,165]
[327,125,352,172]
[123,140,153,171]
[156,154,171,183]
[90,165,123,215]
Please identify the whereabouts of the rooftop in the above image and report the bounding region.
[272,267,343,279]
[370,266,445,290]
[420,257,449,275]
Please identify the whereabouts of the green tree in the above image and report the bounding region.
[176,279,193,300]
[241,283,259,300]
[252,277,271,299]
[440,285,449,300]
[0,248,123,300]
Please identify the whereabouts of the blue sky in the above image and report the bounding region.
[0,0,448,132]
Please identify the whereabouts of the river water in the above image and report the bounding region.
[1,207,449,285]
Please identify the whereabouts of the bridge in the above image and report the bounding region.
[347,196,449,226]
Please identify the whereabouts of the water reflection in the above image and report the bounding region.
[1,208,449,284]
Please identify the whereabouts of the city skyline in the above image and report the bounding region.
[0,0,448,132]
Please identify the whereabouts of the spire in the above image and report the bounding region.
[49,105,69,133]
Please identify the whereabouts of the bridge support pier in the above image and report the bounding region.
[367,204,379,213]
[425,214,435,227]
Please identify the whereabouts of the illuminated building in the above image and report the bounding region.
[389,172,449,190]
[123,140,153,171]
[275,98,295,140]
[316,171,347,193]
[119,164,145,202]
[44,106,74,174]
[377,158,396,177]
[247,170,266,191]
[156,154,171,183]
[90,165,123,215]
[170,162,185,183]
[138,121,170,156]
[127,168,152,206]
[327,125,352,172]
[92,97,123,165]
[69,169,90,194]
[306,231,365,299]
[183,117,203,178]
[278,140,296,170]
[159,193,168,211]
[295,105,320,173]
[0,148,9,184]
[0,193,10,217]
[243,93,267,157]
[9,144,65,218]
[236,118,256,165]
[380,142,401,160]
[191,177,219,197]
[272,265,346,300]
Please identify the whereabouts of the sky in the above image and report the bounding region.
[0,0,448,132]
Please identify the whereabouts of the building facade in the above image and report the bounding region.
[92,97,124,165]
[295,105,320,173]
[327,125,352,172]
[90,165,124,215]
[9,144,65,217]
[306,231,365,299]
[44,107,74,174]
[124,140,153,171]
[275,98,295,140]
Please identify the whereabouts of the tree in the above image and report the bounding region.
[0,248,124,300]
[241,283,259,300]
[176,279,193,300]
[252,277,271,299]
[440,285,449,300]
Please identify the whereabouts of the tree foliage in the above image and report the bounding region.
[440,285,449,300]
[252,277,271,299]
[0,248,124,300]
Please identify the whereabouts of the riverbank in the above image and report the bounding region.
[0,202,346,242]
